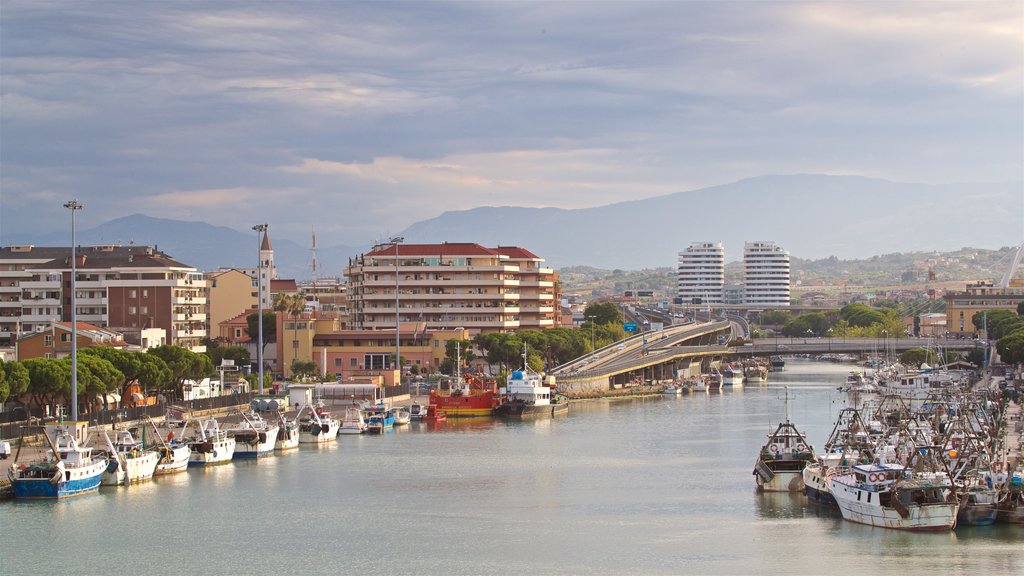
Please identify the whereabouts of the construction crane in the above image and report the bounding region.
[997,242,1024,288]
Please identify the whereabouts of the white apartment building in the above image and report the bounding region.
[743,241,791,307]
[677,242,724,305]
[344,242,559,334]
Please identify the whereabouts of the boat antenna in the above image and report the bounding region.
[784,386,791,424]
[521,342,528,371]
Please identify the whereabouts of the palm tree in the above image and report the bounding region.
[275,292,307,378]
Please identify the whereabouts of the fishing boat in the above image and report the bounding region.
[495,350,569,419]
[661,385,683,396]
[958,485,998,526]
[297,402,340,443]
[995,467,1024,524]
[393,407,411,425]
[722,364,743,387]
[8,425,107,499]
[186,418,236,466]
[100,429,160,486]
[364,404,396,434]
[423,405,447,423]
[770,356,785,371]
[802,408,875,506]
[743,362,768,383]
[228,411,280,459]
[409,402,427,421]
[828,446,958,531]
[753,389,814,492]
[154,437,191,476]
[339,406,367,435]
[705,369,723,390]
[429,373,504,417]
[275,414,300,451]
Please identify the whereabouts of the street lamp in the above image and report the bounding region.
[64,200,83,422]
[827,328,833,351]
[388,236,404,385]
[881,329,889,363]
[253,224,267,394]
[805,328,812,344]
[585,314,595,351]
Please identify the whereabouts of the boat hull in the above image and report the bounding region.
[102,451,160,486]
[958,504,998,526]
[12,461,106,499]
[299,420,339,443]
[155,446,191,476]
[188,438,236,466]
[755,469,804,493]
[428,391,500,418]
[496,402,569,419]
[275,428,300,450]
[830,480,957,531]
[232,426,279,459]
[802,465,837,506]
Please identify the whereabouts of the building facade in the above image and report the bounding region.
[677,242,724,305]
[16,321,127,361]
[344,242,558,334]
[206,268,257,337]
[0,245,208,351]
[742,241,791,308]
[944,280,1024,335]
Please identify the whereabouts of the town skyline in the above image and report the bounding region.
[2,2,1021,248]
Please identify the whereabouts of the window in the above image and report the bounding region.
[234,328,242,338]
[44,334,53,346]
[129,289,137,298]
[142,289,149,298]
[129,306,137,314]
[350,358,357,367]
[335,358,342,367]
[60,333,70,342]
[141,306,148,315]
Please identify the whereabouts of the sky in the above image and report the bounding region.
[1,1,1021,247]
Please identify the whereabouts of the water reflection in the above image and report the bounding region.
[754,491,807,520]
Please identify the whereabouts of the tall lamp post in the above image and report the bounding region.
[64,200,83,422]
[881,329,889,363]
[389,237,404,386]
[827,328,833,352]
[253,224,267,394]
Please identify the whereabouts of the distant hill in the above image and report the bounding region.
[398,174,1022,268]
[1,214,361,279]
[3,175,1020,276]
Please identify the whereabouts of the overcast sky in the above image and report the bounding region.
[1,1,1021,247]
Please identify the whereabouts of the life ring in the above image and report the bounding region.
[868,473,878,483]
[992,462,1003,473]
[769,444,778,453]
[796,444,806,452]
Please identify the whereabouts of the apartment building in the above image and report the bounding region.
[677,242,724,305]
[0,245,208,351]
[944,279,1024,335]
[344,242,558,334]
[17,321,127,361]
[743,241,791,308]
[207,268,257,335]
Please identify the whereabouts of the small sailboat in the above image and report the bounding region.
[186,418,236,466]
[100,429,160,486]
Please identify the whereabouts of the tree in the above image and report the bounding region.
[65,354,123,414]
[584,302,623,326]
[781,313,830,337]
[443,338,476,373]
[274,292,306,373]
[900,348,936,368]
[840,303,886,328]
[972,309,1015,335]
[990,316,1024,341]
[21,358,70,412]
[1,360,30,404]
[963,348,986,367]
[246,311,277,366]
[759,310,792,325]
[290,359,317,380]
[206,344,251,370]
[148,345,214,400]
[1018,302,1024,316]
[996,331,1024,365]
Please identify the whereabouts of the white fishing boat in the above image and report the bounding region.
[229,411,280,459]
[722,364,743,387]
[100,429,160,486]
[829,446,958,531]
[753,389,814,492]
[494,350,570,419]
[802,408,875,506]
[662,385,683,396]
[393,407,411,425]
[187,418,236,466]
[409,402,427,421]
[275,415,300,451]
[339,406,367,435]
[9,424,107,499]
[297,402,340,443]
[155,438,191,476]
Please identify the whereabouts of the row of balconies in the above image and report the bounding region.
[356,278,520,288]
[358,303,520,314]
[349,264,519,274]
[360,319,519,329]
[357,292,520,301]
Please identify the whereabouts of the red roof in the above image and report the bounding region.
[364,242,499,258]
[494,246,540,260]
[271,279,297,291]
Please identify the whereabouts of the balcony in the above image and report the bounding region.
[18,280,60,289]
[22,313,60,322]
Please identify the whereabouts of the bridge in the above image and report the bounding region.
[551,322,981,395]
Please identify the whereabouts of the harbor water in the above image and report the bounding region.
[2,360,1021,575]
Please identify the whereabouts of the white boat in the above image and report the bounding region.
[155,440,191,476]
[275,415,300,451]
[100,429,160,486]
[409,403,427,421]
[802,408,875,506]
[662,385,682,396]
[187,418,236,466]
[393,408,411,425]
[495,352,570,419]
[722,365,743,387]
[297,402,340,443]
[9,424,107,499]
[829,447,958,531]
[753,391,814,493]
[339,406,367,435]
[228,412,280,459]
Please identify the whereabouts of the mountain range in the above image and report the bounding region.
[3,174,1020,277]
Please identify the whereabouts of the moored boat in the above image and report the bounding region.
[187,418,236,466]
[495,354,569,419]
[100,429,160,486]
[228,411,280,459]
[753,390,814,493]
[423,405,447,423]
[8,424,107,499]
[364,404,396,434]
[409,402,427,421]
[429,373,504,418]
[722,364,743,387]
[339,406,368,435]
[275,415,300,451]
[297,402,340,443]
[393,408,411,425]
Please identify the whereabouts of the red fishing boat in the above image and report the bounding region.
[428,373,503,418]
[422,404,447,423]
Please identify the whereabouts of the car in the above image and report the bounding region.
[616,344,626,351]
[778,344,788,350]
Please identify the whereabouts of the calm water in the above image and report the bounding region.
[2,360,1021,575]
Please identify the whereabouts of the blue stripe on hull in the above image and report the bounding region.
[13,474,103,499]
[233,448,274,458]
